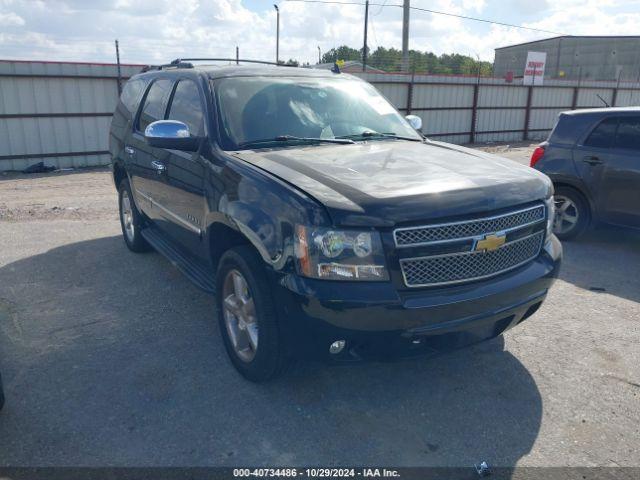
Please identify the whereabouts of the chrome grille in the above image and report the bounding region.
[400,231,544,287]
[394,205,545,247]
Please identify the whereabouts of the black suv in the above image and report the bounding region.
[531,107,640,239]
[109,60,561,381]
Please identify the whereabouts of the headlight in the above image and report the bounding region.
[295,226,389,281]
[545,196,555,239]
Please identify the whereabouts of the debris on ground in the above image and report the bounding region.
[22,161,56,174]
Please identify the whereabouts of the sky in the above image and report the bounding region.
[1,0,640,65]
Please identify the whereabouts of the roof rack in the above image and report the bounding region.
[172,58,282,67]
[140,58,289,73]
[141,61,193,72]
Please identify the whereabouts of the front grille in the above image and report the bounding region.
[394,204,545,247]
[400,231,544,287]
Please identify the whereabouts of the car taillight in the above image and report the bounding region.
[530,146,545,167]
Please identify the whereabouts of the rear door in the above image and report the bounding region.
[161,79,207,258]
[599,117,640,227]
[127,78,174,227]
[573,116,617,221]
[574,115,640,227]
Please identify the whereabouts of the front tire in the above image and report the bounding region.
[553,186,590,240]
[118,178,151,253]
[215,246,287,382]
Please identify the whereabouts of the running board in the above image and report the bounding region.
[141,226,216,294]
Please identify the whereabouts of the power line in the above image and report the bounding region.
[410,4,564,35]
[282,0,566,36]
[371,0,388,16]
[369,8,380,48]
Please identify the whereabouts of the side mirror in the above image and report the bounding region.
[144,120,200,152]
[405,115,422,131]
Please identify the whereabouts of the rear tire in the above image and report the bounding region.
[118,178,151,253]
[215,246,287,382]
[553,186,590,240]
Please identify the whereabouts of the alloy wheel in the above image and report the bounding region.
[553,194,579,235]
[222,269,259,362]
[121,190,135,242]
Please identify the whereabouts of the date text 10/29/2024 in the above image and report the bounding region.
[233,468,400,478]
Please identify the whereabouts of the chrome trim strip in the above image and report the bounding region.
[393,204,546,248]
[135,189,202,235]
[399,231,544,288]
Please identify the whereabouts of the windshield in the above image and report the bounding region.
[214,76,422,150]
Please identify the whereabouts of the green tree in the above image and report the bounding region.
[320,45,493,75]
[321,45,361,64]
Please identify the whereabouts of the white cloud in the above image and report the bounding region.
[0,11,24,26]
[0,0,639,65]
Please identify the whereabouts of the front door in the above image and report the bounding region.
[161,79,208,259]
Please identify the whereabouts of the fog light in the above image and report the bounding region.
[329,340,346,354]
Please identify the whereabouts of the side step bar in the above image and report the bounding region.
[141,226,216,294]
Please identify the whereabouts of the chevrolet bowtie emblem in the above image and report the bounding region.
[475,233,506,252]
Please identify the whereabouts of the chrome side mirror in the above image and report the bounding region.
[144,120,200,152]
[405,115,422,131]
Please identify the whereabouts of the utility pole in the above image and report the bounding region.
[274,4,280,64]
[401,0,410,72]
[114,39,122,95]
[317,46,321,64]
[362,0,369,72]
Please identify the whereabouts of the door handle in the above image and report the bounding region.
[125,146,135,156]
[582,156,603,166]
[151,160,166,174]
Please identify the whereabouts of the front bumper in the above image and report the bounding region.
[271,235,562,360]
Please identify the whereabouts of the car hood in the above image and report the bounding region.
[233,140,552,227]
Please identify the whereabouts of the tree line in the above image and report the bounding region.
[319,45,493,75]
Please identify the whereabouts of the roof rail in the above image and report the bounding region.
[140,61,194,72]
[171,58,283,67]
[141,58,290,73]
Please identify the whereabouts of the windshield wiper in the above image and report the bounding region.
[238,135,355,149]
[338,131,423,142]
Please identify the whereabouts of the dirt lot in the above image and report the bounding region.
[0,146,639,468]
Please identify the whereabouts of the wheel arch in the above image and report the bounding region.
[113,161,127,189]
[553,181,595,224]
[206,220,270,272]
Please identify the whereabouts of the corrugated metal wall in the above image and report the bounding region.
[358,73,640,145]
[0,60,143,172]
[493,36,640,81]
[2,60,640,172]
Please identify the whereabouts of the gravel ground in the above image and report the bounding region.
[0,147,638,468]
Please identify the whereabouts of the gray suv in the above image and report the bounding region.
[532,107,640,239]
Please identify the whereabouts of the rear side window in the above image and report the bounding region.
[120,79,145,113]
[548,114,580,145]
[614,117,640,151]
[137,79,173,132]
[167,80,204,136]
[584,117,618,148]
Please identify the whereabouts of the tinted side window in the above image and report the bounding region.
[167,80,204,136]
[120,79,145,113]
[549,114,580,145]
[137,79,173,132]
[614,117,640,151]
[584,117,618,148]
